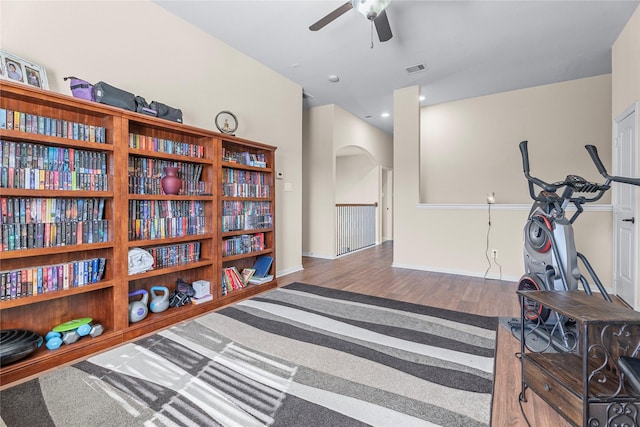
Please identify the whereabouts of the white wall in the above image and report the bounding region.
[612,5,640,308]
[0,0,303,276]
[395,77,615,282]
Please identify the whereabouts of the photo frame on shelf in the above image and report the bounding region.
[0,50,49,90]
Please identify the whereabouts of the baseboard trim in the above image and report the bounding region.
[302,252,336,260]
[277,264,304,277]
[391,262,520,282]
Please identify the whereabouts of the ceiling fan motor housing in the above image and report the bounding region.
[352,0,390,19]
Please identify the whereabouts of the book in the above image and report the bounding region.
[241,267,256,284]
[248,274,274,285]
[191,294,213,305]
[252,255,273,278]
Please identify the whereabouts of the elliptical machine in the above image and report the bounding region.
[517,140,640,324]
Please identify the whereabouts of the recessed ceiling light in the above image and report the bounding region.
[419,95,425,101]
[381,112,390,118]
[328,74,340,83]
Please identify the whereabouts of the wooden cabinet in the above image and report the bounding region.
[0,81,277,388]
[518,290,640,426]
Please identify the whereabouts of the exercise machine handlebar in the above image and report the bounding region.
[585,144,640,187]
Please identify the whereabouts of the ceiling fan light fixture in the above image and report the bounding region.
[352,0,390,20]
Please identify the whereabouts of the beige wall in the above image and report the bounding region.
[303,106,336,259]
[612,5,640,308]
[336,154,379,204]
[303,104,392,258]
[420,75,612,204]
[395,78,615,283]
[0,0,303,276]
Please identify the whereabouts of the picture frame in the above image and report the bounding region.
[0,50,49,90]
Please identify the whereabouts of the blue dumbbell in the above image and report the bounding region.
[45,331,62,350]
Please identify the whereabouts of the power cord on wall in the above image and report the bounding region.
[483,198,503,280]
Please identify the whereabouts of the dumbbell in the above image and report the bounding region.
[76,323,104,338]
[45,331,62,350]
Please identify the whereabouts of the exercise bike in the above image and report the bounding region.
[517,140,640,327]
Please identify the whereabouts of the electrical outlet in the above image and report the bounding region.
[487,192,496,204]
[492,249,498,258]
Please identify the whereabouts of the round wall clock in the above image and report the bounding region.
[215,111,238,135]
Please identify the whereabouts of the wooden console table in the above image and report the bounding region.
[518,290,640,427]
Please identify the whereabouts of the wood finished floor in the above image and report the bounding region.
[277,241,571,427]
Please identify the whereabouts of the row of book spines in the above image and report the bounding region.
[128,217,207,241]
[222,183,270,198]
[221,148,267,168]
[222,233,265,257]
[221,215,273,233]
[222,266,246,294]
[222,168,269,184]
[129,133,204,158]
[145,242,201,270]
[1,168,108,191]
[128,157,203,181]
[1,140,108,174]
[0,257,106,301]
[1,198,106,225]
[128,200,205,220]
[1,220,109,252]
[0,109,107,143]
[128,176,209,196]
[222,201,271,215]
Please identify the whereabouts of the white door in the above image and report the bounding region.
[613,104,639,309]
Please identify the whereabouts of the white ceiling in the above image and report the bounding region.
[155,0,639,135]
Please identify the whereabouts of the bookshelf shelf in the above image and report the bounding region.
[0,189,113,198]
[0,130,114,151]
[125,233,215,248]
[0,280,114,309]
[222,248,274,262]
[0,242,113,259]
[127,259,214,280]
[0,81,277,389]
[222,227,274,238]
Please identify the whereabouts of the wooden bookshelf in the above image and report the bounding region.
[0,81,277,388]
[219,136,276,297]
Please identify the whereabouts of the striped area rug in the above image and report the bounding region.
[0,283,498,427]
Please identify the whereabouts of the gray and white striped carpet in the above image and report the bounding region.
[0,283,498,427]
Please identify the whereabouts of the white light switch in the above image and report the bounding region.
[284,182,293,192]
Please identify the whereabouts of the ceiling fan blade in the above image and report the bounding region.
[309,1,353,31]
[374,9,393,42]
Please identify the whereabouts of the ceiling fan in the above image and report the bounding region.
[309,0,393,44]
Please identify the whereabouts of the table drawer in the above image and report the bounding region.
[524,358,582,426]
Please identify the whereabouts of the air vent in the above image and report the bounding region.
[405,64,427,74]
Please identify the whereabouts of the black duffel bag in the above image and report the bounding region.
[94,81,136,111]
[150,101,183,123]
